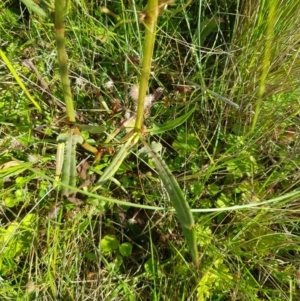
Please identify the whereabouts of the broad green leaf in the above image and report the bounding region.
[195,225,212,247]
[119,242,132,257]
[111,255,123,269]
[84,252,98,261]
[142,140,199,266]
[100,235,119,254]
[146,107,195,134]
[226,152,258,180]
[4,197,18,208]
[0,214,35,260]
[207,184,219,196]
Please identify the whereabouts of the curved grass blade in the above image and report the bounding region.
[199,17,223,46]
[146,107,195,134]
[20,0,47,18]
[142,140,199,266]
[0,50,42,112]
[0,161,31,179]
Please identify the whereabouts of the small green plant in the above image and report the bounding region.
[100,235,132,258]
[100,234,120,255]
[98,234,133,273]
[0,214,35,276]
[196,258,234,301]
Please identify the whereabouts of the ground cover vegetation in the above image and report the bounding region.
[1,0,300,300]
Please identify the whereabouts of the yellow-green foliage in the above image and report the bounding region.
[0,214,35,275]
[197,259,233,301]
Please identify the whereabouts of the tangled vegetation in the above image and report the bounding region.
[1,0,300,300]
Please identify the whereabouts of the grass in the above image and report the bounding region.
[1,0,300,300]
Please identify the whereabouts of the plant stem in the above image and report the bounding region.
[55,0,75,123]
[134,0,159,131]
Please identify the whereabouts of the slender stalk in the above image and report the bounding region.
[134,0,159,131]
[54,0,75,122]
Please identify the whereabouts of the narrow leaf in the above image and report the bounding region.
[142,140,199,266]
[207,90,239,109]
[199,17,223,46]
[54,142,65,188]
[74,123,106,134]
[20,0,47,18]
[146,107,195,134]
[93,133,139,190]
[0,161,30,178]
[57,130,83,196]
[0,50,42,112]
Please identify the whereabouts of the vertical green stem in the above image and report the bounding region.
[55,0,75,122]
[134,0,159,131]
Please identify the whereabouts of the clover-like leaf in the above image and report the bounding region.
[119,242,132,257]
[173,130,199,156]
[100,235,120,254]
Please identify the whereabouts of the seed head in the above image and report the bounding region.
[129,85,139,101]
[104,80,114,89]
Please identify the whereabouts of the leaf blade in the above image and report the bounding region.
[146,107,195,134]
[57,130,83,196]
[20,0,47,18]
[142,140,199,266]
[92,132,139,190]
[0,50,42,112]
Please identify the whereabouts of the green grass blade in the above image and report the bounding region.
[0,50,42,112]
[146,107,195,134]
[250,1,277,133]
[20,0,47,18]
[93,133,139,190]
[74,123,106,134]
[0,161,31,179]
[199,17,223,46]
[142,140,199,267]
[207,90,240,109]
